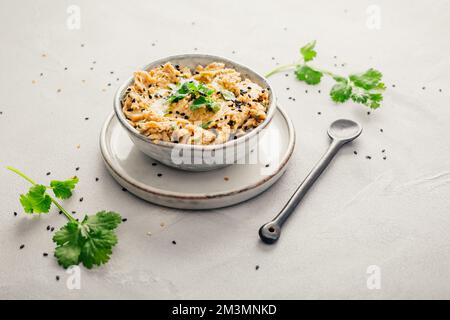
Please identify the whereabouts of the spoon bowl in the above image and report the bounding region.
[327,119,362,143]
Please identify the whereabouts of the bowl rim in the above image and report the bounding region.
[113,53,277,151]
[100,104,295,201]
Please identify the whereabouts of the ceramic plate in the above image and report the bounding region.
[100,105,295,209]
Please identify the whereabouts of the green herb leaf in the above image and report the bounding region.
[264,41,386,110]
[351,91,383,109]
[220,90,235,101]
[19,184,52,214]
[200,121,212,129]
[295,65,323,85]
[349,68,383,90]
[330,80,352,103]
[50,176,79,199]
[190,96,220,113]
[197,83,214,96]
[191,96,209,110]
[167,81,215,105]
[300,40,317,62]
[53,211,122,269]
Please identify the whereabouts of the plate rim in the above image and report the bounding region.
[99,105,295,201]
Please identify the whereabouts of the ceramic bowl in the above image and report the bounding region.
[113,54,277,171]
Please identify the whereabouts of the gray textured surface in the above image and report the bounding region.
[1,0,450,299]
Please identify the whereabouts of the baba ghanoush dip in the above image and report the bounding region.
[122,62,270,145]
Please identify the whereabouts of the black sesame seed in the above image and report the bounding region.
[366,156,372,159]
[255,265,260,270]
[71,211,76,214]
[233,136,237,140]
[56,276,60,281]
[79,197,83,202]
[354,151,358,155]
[380,128,383,132]
[122,218,127,222]
[383,156,387,160]
[157,173,162,177]
[47,225,50,230]
[95,177,99,181]
[13,212,17,216]
[122,187,127,192]
[265,164,270,168]
[367,111,371,115]
[59,211,62,214]
[75,167,80,171]
[172,240,177,245]
[19,244,25,250]
[43,253,48,257]
[51,227,54,232]
[317,112,321,115]
[286,87,290,90]
[382,149,386,153]
[422,86,426,90]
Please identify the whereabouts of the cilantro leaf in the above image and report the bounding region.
[50,176,79,199]
[197,83,214,96]
[220,90,235,101]
[300,40,317,62]
[190,96,220,113]
[200,121,212,129]
[19,184,52,214]
[53,211,122,269]
[295,65,323,85]
[167,81,215,104]
[349,68,383,90]
[265,41,386,110]
[330,79,352,103]
[351,91,383,109]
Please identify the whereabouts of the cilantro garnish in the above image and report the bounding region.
[7,166,121,269]
[266,41,385,109]
[167,81,220,113]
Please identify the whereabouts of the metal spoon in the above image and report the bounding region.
[259,119,362,244]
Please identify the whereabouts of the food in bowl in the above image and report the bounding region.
[121,62,270,145]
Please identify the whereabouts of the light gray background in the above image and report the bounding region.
[1,0,450,299]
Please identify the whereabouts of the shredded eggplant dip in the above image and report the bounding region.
[122,62,270,145]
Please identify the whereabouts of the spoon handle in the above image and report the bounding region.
[259,139,343,244]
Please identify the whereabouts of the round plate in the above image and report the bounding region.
[100,105,295,209]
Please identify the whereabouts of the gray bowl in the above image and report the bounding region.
[113,54,277,171]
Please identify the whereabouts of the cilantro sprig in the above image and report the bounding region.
[265,41,386,109]
[7,166,121,269]
[167,81,220,113]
